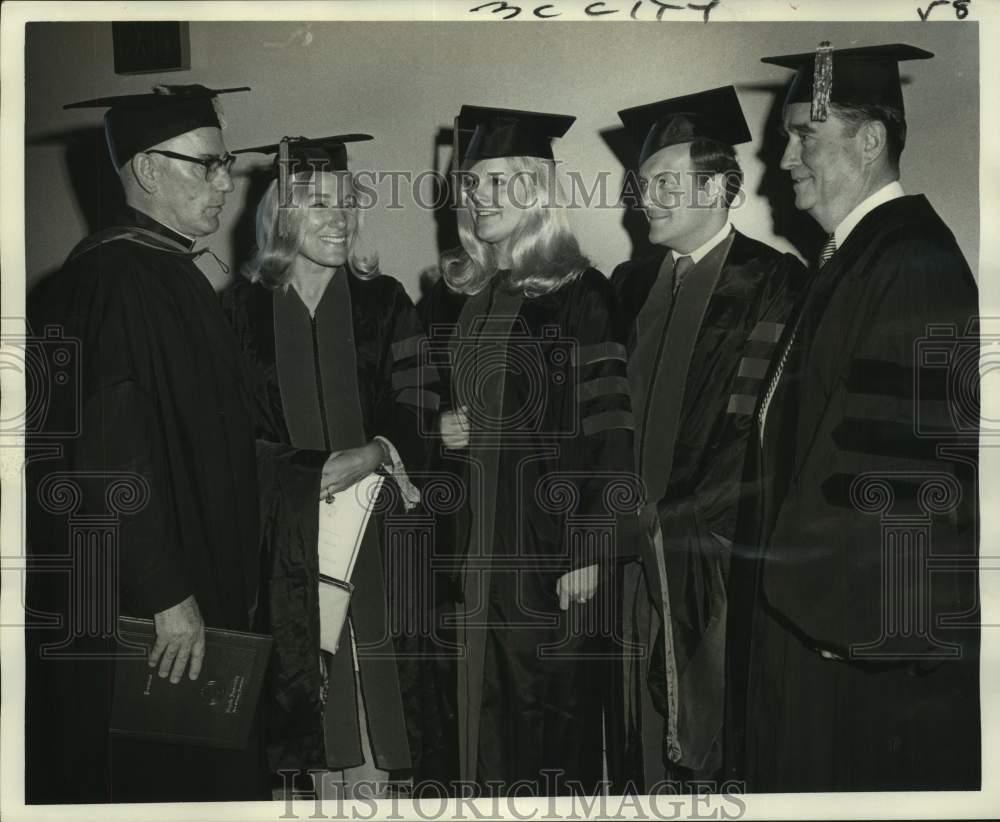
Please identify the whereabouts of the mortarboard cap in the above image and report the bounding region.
[64,84,250,167]
[232,134,374,238]
[617,85,752,167]
[232,133,374,174]
[454,105,575,168]
[761,42,933,121]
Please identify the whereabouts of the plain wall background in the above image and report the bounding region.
[24,21,979,299]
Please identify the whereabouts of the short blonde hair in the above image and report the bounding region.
[441,156,588,298]
[242,172,378,288]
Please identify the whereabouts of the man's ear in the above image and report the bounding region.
[702,172,727,208]
[129,153,158,194]
[860,119,889,165]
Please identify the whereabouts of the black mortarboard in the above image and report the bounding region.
[64,84,250,167]
[232,133,374,174]
[454,105,575,168]
[761,42,934,121]
[232,134,373,237]
[617,85,752,167]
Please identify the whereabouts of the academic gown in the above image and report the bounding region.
[24,209,277,803]
[421,267,636,795]
[610,229,804,788]
[221,269,439,776]
[725,195,981,792]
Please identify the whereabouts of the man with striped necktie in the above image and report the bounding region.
[726,43,980,792]
[608,86,804,791]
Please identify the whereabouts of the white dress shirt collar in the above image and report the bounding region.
[672,219,733,265]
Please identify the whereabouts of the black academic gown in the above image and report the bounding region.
[25,209,272,803]
[726,195,980,792]
[221,270,438,776]
[421,267,636,795]
[610,229,804,789]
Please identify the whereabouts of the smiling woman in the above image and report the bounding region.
[246,172,371,288]
[422,105,637,796]
[444,152,587,298]
[296,180,356,270]
[220,135,441,800]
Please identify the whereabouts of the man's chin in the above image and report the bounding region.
[196,216,221,236]
[791,189,814,212]
[648,225,672,247]
[793,189,816,211]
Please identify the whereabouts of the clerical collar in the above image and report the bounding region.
[671,220,732,265]
[834,181,905,249]
[124,206,198,252]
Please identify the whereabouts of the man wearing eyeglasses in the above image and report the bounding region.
[69,85,242,246]
[128,138,236,239]
[25,85,326,804]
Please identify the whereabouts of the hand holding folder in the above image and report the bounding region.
[110,617,272,750]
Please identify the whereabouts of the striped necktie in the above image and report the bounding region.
[672,254,694,295]
[817,233,837,268]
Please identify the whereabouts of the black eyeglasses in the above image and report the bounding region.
[145,150,237,181]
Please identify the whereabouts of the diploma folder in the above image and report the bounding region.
[318,471,385,654]
[110,617,273,750]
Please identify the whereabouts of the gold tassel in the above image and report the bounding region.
[812,40,834,122]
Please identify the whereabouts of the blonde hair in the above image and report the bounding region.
[441,156,588,298]
[242,172,378,288]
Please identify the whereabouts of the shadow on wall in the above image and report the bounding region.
[599,125,654,265]
[27,126,126,293]
[745,83,825,262]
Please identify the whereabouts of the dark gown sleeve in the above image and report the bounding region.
[562,268,637,570]
[416,276,476,606]
[219,280,289,444]
[609,261,631,301]
[63,257,192,616]
[366,277,440,481]
[420,276,466,412]
[79,382,193,614]
[765,221,979,661]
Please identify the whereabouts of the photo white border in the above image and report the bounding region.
[2,1,997,820]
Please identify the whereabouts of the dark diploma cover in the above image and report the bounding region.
[110,617,273,750]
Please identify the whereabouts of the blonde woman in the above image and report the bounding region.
[222,135,438,799]
[423,107,636,795]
